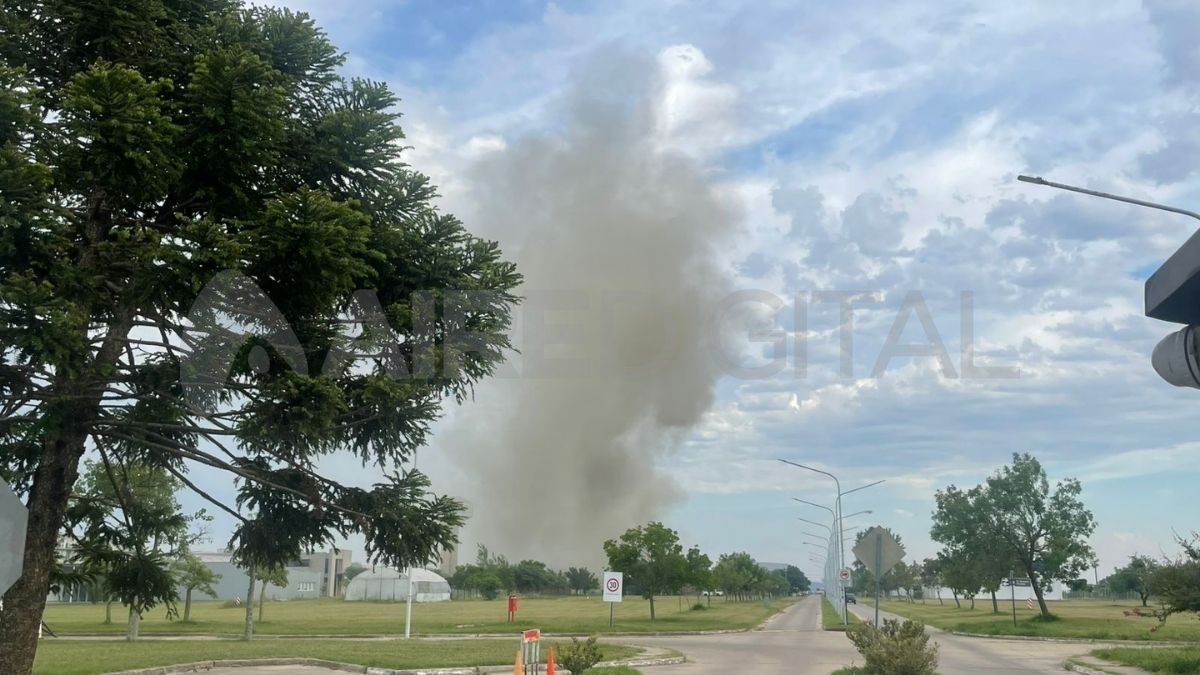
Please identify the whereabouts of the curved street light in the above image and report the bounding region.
[797,517,832,533]
[779,459,887,625]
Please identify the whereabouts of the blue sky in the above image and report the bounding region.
[237,0,1200,580]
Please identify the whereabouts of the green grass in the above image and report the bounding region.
[43,595,795,637]
[868,598,1199,641]
[588,668,644,675]
[1091,647,1200,673]
[32,639,642,675]
[822,597,861,631]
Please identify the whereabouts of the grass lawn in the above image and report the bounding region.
[868,598,1199,641]
[822,597,861,631]
[43,595,794,637]
[1092,646,1200,673]
[32,639,642,675]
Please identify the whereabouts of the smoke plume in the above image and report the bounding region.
[443,46,741,566]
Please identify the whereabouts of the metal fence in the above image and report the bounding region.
[1062,590,1145,602]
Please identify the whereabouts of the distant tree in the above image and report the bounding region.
[712,552,762,601]
[919,558,944,605]
[566,567,599,596]
[931,485,1012,613]
[1066,578,1090,592]
[603,522,687,620]
[684,547,713,600]
[784,565,811,594]
[472,572,503,600]
[172,554,221,622]
[254,565,289,624]
[342,562,367,585]
[1107,555,1159,607]
[65,460,207,640]
[759,568,791,597]
[1148,533,1200,626]
[937,549,979,609]
[513,560,567,595]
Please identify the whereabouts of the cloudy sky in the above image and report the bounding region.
[250,0,1200,580]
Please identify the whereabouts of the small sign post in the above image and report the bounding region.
[508,593,518,623]
[852,526,906,628]
[521,628,541,675]
[603,571,623,628]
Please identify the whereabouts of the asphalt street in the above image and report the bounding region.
[203,595,1115,674]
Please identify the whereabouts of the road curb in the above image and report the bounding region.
[945,630,1200,646]
[104,654,687,675]
[1063,661,1111,675]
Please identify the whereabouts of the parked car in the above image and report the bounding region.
[844,592,857,604]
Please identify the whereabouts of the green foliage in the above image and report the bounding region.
[784,565,811,594]
[557,636,604,674]
[1148,533,1200,627]
[711,551,763,599]
[566,567,599,596]
[1,1,522,666]
[1107,555,1160,606]
[1093,646,1200,674]
[342,563,366,584]
[173,555,221,598]
[929,453,1096,616]
[512,560,567,595]
[690,602,707,611]
[64,460,208,634]
[684,547,713,595]
[846,619,939,675]
[603,523,688,619]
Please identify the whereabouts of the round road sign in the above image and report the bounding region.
[839,568,851,582]
[606,577,620,593]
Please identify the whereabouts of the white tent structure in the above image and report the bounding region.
[343,567,451,603]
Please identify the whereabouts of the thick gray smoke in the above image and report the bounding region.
[443,48,740,566]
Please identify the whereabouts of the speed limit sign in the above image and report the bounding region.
[839,568,851,582]
[603,571,623,602]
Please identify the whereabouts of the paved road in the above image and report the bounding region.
[626,595,856,675]
[199,596,1106,675]
[847,603,1103,674]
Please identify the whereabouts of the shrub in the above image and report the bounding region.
[846,619,938,675]
[691,602,707,611]
[558,636,604,674]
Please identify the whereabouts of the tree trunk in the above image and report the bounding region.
[649,594,655,620]
[1141,592,1149,607]
[0,313,133,674]
[184,588,193,622]
[243,570,256,641]
[104,600,113,624]
[258,578,266,623]
[969,596,975,610]
[1030,573,1050,618]
[0,431,92,674]
[991,591,998,614]
[951,590,960,608]
[126,606,140,641]
[937,589,943,606]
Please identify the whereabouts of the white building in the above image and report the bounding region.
[343,567,451,603]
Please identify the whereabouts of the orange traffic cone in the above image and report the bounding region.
[546,646,556,675]
[514,648,523,675]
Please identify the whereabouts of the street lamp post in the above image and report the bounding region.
[780,460,886,624]
[1018,175,1200,385]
